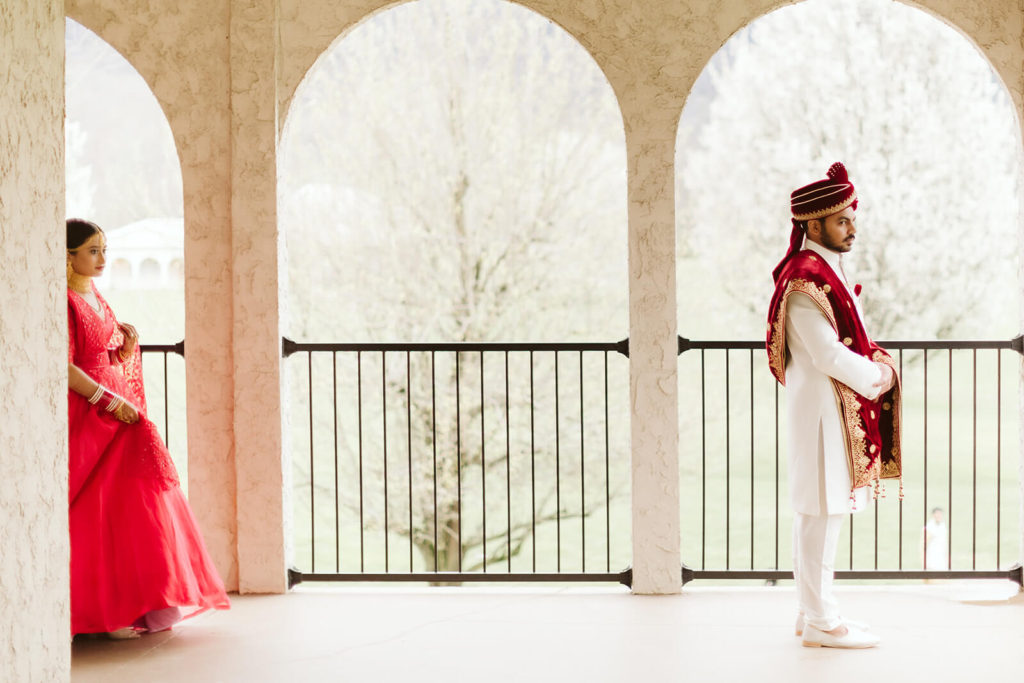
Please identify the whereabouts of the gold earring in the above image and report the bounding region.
[67,259,74,284]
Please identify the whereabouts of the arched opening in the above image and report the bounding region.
[66,18,188,483]
[110,258,133,287]
[168,258,184,287]
[674,0,1021,579]
[279,0,629,577]
[139,258,162,287]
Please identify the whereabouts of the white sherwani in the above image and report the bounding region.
[784,240,883,516]
[784,239,885,632]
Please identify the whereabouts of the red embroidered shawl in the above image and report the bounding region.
[766,250,902,489]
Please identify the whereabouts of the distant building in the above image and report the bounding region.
[96,216,184,291]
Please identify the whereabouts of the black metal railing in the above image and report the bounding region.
[138,341,188,491]
[678,335,1023,586]
[138,341,186,450]
[284,335,1023,587]
[283,338,633,587]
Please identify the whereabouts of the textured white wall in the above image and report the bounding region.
[0,1,69,680]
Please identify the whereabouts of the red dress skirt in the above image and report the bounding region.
[68,285,229,634]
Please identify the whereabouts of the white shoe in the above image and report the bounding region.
[801,624,880,649]
[795,614,869,637]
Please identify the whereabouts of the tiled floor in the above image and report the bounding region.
[72,582,1024,683]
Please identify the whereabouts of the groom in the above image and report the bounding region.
[765,162,902,649]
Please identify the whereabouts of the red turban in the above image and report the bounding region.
[772,162,859,282]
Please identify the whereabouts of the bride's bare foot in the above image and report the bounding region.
[824,624,849,637]
[106,627,141,640]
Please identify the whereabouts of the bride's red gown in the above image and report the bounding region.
[69,284,229,634]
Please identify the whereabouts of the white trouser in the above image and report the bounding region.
[793,512,845,631]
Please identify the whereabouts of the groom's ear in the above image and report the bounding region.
[805,219,822,239]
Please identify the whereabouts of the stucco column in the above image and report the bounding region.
[1018,153,1024,584]
[0,1,69,680]
[625,108,682,594]
[181,3,241,594]
[231,0,287,593]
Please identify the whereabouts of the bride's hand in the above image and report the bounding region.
[113,401,139,424]
[119,323,139,355]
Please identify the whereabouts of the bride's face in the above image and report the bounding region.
[68,232,107,278]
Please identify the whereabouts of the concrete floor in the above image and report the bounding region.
[72,582,1024,683]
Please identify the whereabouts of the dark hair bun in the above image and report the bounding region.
[67,219,103,250]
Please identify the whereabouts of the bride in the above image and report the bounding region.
[67,218,229,638]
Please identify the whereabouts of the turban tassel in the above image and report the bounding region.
[772,219,804,283]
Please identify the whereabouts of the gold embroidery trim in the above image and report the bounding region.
[792,192,857,221]
[768,278,838,386]
[831,379,875,488]
[873,350,903,480]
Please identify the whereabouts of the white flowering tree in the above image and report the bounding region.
[65,120,95,219]
[281,0,630,573]
[676,0,1020,340]
[65,19,183,233]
